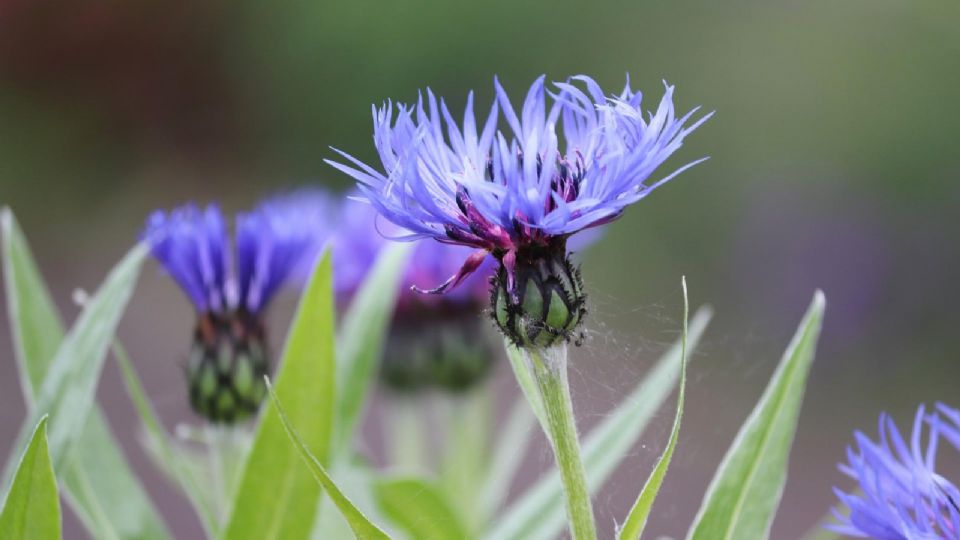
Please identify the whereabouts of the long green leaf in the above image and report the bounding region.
[312,459,398,539]
[1,209,168,540]
[266,379,391,540]
[0,417,60,540]
[61,413,171,540]
[335,242,412,450]
[616,278,690,539]
[374,476,468,540]
[479,397,536,520]
[1,241,147,491]
[686,291,825,540]
[221,252,336,540]
[114,342,220,535]
[1,208,63,404]
[504,343,547,428]
[485,307,712,540]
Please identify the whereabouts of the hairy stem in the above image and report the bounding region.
[528,346,597,540]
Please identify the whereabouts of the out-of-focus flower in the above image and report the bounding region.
[143,194,329,423]
[328,75,710,348]
[332,200,495,393]
[831,404,960,539]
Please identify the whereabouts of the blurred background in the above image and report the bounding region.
[1,0,959,537]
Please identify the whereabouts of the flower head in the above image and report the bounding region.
[329,74,710,347]
[831,404,960,539]
[143,194,331,423]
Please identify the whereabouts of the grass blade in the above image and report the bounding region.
[2,211,168,539]
[486,306,712,540]
[114,342,220,535]
[1,210,168,539]
[616,278,690,539]
[374,476,468,540]
[0,417,60,540]
[1,241,147,490]
[221,252,337,540]
[1,208,63,404]
[335,242,412,451]
[504,343,547,428]
[686,291,825,540]
[479,397,536,520]
[266,379,391,540]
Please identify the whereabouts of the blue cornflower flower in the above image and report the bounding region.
[328,75,710,347]
[831,404,960,539]
[143,194,330,423]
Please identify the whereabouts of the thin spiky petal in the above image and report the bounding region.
[830,404,960,540]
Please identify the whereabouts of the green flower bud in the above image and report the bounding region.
[491,247,586,348]
[427,316,494,392]
[186,312,269,424]
[381,306,495,394]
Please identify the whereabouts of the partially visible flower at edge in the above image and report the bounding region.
[327,74,711,348]
[830,403,960,540]
[142,192,332,423]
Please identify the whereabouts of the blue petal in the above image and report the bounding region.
[142,203,229,312]
[236,191,335,313]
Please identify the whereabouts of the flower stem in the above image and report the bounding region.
[386,397,425,471]
[528,346,597,540]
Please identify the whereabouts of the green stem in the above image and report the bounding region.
[441,387,491,533]
[528,346,597,540]
[203,424,227,524]
[386,397,425,471]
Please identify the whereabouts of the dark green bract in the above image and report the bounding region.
[492,250,585,348]
[186,312,269,423]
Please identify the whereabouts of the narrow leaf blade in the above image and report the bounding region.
[479,397,537,520]
[1,242,147,495]
[686,291,825,540]
[62,412,171,540]
[0,417,61,540]
[1,208,64,403]
[114,342,220,535]
[266,380,391,540]
[504,343,547,428]
[617,278,690,539]
[1,211,168,539]
[374,476,468,540]
[222,253,336,540]
[486,307,712,540]
[336,242,412,450]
